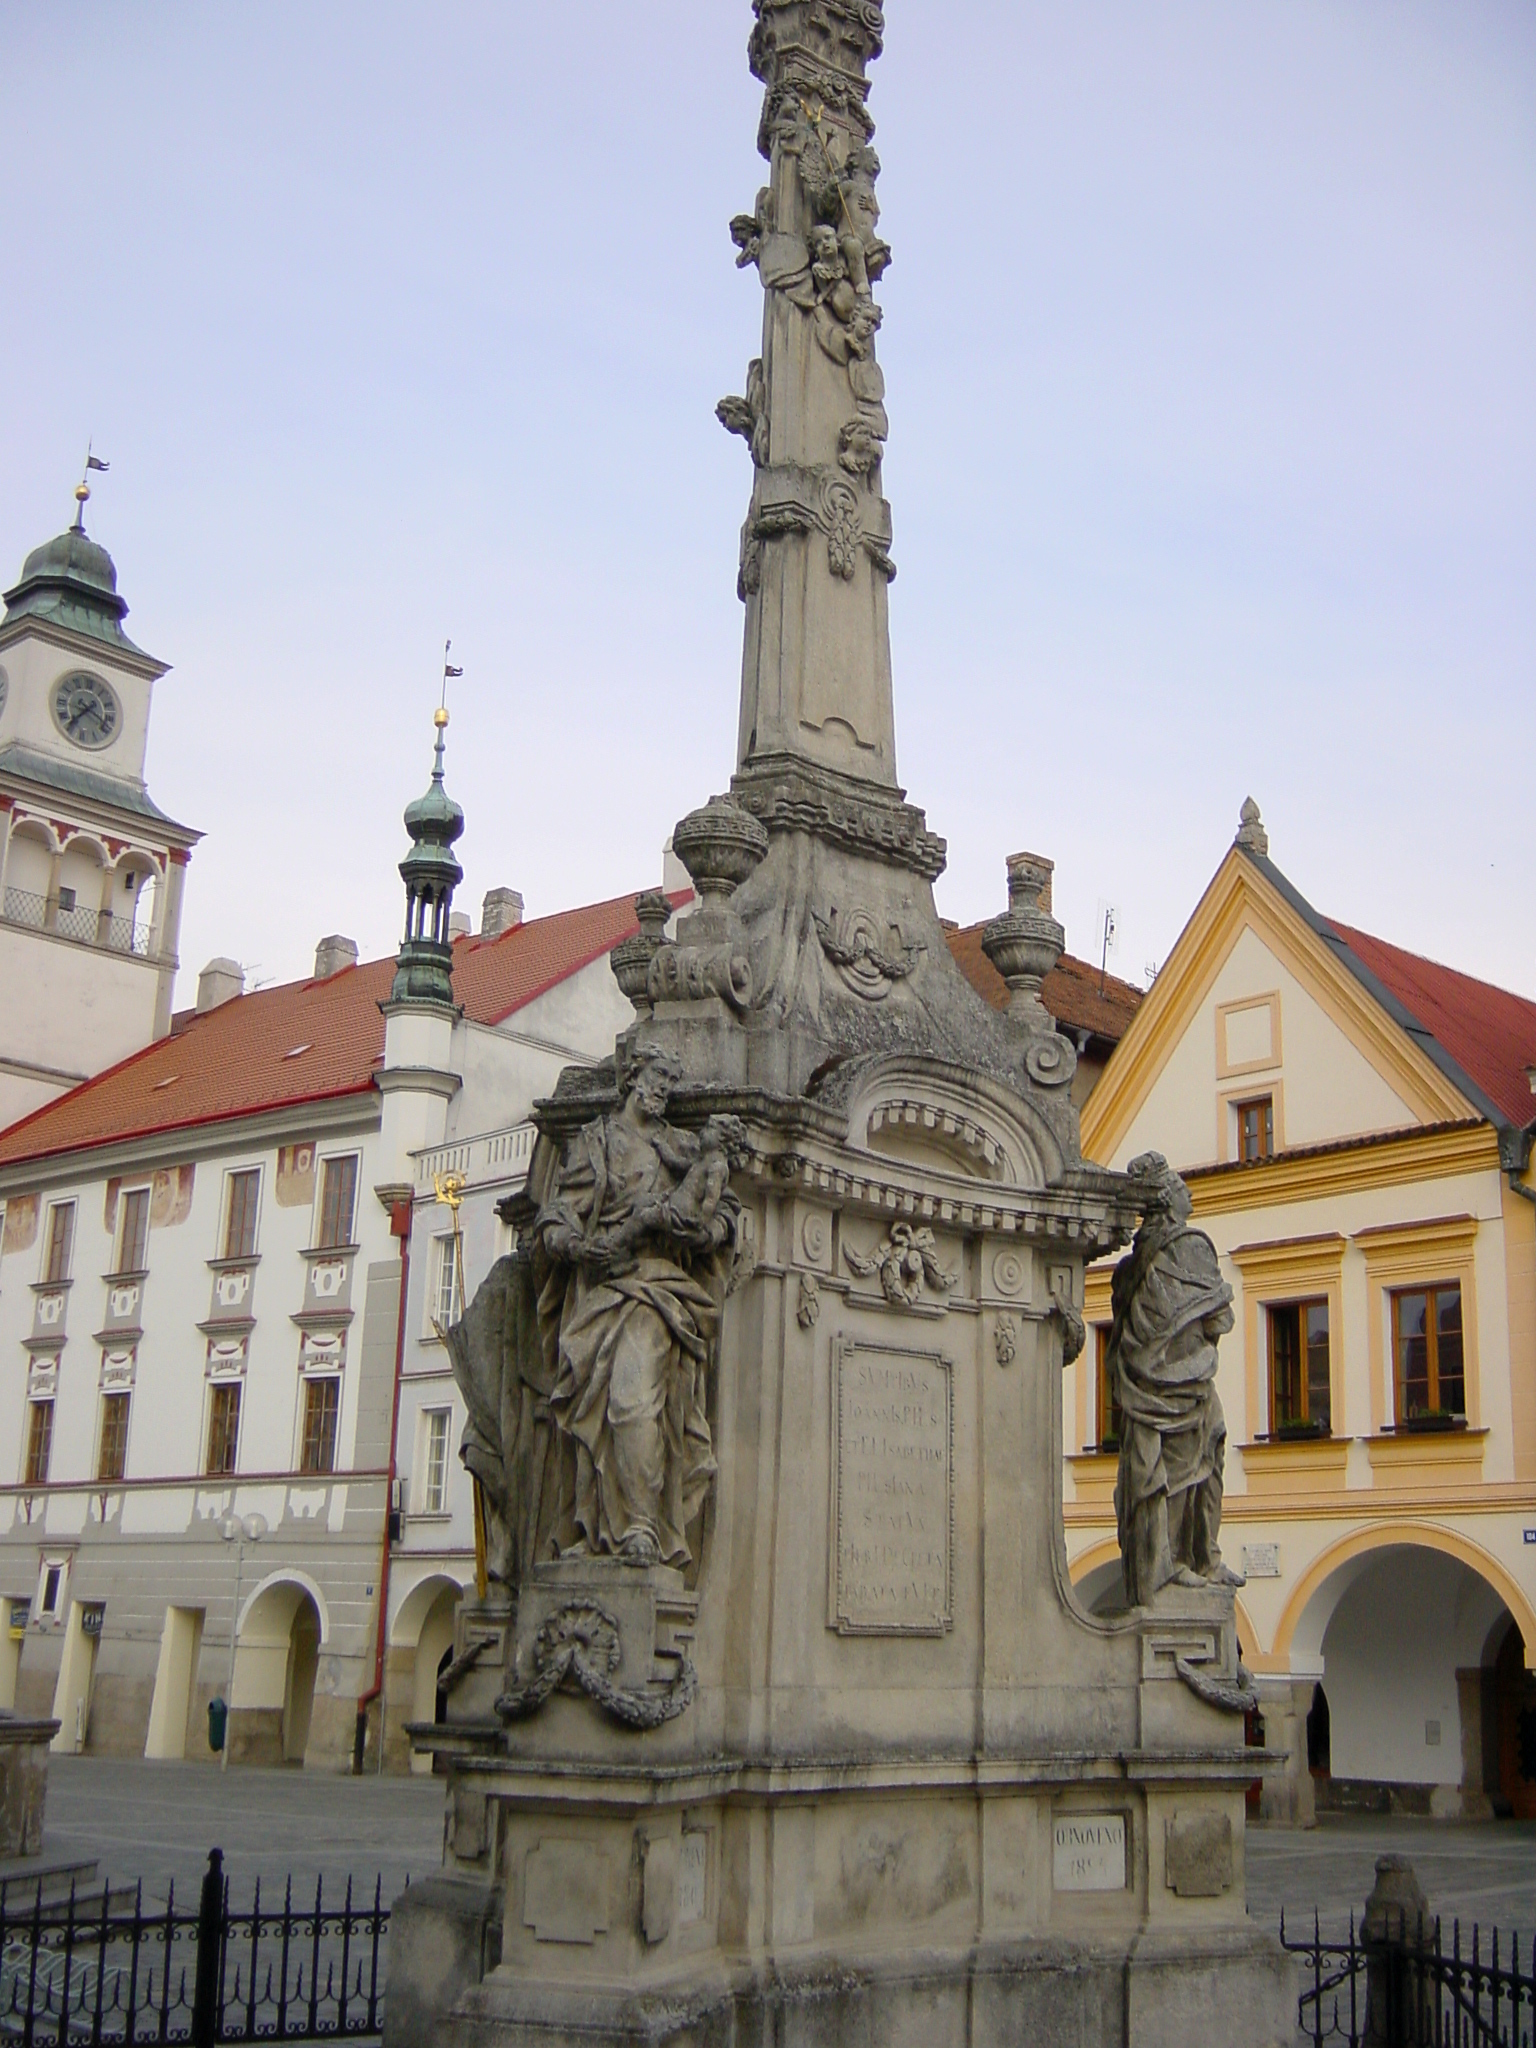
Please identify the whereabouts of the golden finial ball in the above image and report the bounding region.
[74,483,90,504]
[433,707,450,729]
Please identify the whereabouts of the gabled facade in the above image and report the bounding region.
[0,496,199,1125]
[1068,802,1536,1823]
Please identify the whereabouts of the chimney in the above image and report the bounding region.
[196,958,244,1013]
[448,911,472,940]
[481,887,524,939]
[314,935,359,980]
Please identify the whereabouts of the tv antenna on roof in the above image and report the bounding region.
[1095,900,1119,998]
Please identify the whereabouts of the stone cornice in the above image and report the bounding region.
[0,612,169,682]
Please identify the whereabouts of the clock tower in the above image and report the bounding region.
[0,486,200,1129]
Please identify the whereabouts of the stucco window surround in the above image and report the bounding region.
[34,1553,71,1626]
[1354,1214,1481,1439]
[1215,992,1283,1081]
[1217,1081,1286,1166]
[1228,1235,1345,1456]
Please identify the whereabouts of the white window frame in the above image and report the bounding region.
[425,1233,462,1336]
[312,1151,361,1252]
[220,1164,264,1262]
[40,1199,77,1285]
[95,1385,133,1483]
[113,1183,153,1276]
[22,1394,56,1486]
[417,1406,452,1516]
[203,1376,244,1478]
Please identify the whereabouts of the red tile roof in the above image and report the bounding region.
[1327,920,1536,1132]
[0,891,674,1171]
[945,923,1143,1044]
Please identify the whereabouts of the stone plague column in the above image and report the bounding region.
[385,8,1295,2046]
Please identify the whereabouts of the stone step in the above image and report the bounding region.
[0,1845,105,1917]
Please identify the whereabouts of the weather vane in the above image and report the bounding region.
[72,441,110,530]
[438,639,463,729]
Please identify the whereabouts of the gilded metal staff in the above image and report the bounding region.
[431,1170,487,1598]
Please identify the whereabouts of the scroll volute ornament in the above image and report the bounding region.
[981,852,1064,1029]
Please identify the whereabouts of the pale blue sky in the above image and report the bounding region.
[3,2,1532,1004]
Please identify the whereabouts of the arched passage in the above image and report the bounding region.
[387,1574,465,1775]
[230,1578,324,1767]
[1278,1537,1519,1817]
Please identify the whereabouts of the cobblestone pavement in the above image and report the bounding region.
[37,1759,1536,1945]
[1248,1815,1535,1945]
[41,1756,444,1907]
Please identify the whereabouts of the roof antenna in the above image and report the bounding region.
[73,442,110,532]
[1096,900,1119,998]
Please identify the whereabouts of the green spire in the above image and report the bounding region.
[390,709,465,1008]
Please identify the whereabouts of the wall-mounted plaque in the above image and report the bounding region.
[1242,1541,1281,1579]
[678,1832,708,1926]
[1052,1814,1127,1892]
[830,1337,953,1635]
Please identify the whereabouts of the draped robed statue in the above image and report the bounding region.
[1107,1152,1244,1605]
[444,1047,748,1588]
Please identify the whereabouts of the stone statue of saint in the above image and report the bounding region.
[534,1050,747,1570]
[1108,1152,1243,1605]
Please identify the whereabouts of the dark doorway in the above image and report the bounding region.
[1494,1622,1536,1820]
[1306,1682,1331,1778]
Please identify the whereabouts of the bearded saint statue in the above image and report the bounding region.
[533,1048,747,1571]
[1108,1152,1244,1605]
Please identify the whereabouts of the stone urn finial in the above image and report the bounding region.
[610,890,675,1015]
[981,851,1064,1029]
[671,796,768,915]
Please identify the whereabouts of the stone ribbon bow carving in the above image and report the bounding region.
[845,1222,955,1308]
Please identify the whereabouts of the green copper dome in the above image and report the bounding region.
[3,514,151,659]
[390,713,465,1009]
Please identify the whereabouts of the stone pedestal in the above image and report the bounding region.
[0,1714,61,1858]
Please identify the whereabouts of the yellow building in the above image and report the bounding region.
[1068,802,1536,1826]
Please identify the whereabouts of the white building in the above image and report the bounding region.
[0,490,197,1127]
[0,712,667,1769]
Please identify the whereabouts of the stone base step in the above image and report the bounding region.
[0,1840,104,1915]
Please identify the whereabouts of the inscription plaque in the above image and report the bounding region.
[678,1832,708,1925]
[1052,1815,1127,1892]
[830,1337,953,1635]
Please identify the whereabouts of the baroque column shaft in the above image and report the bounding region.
[722,0,898,789]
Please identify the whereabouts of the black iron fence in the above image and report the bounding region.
[1283,1908,1533,2048]
[0,1851,389,2047]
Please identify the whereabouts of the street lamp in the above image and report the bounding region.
[217,1512,266,1773]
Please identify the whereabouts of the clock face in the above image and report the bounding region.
[52,672,121,750]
